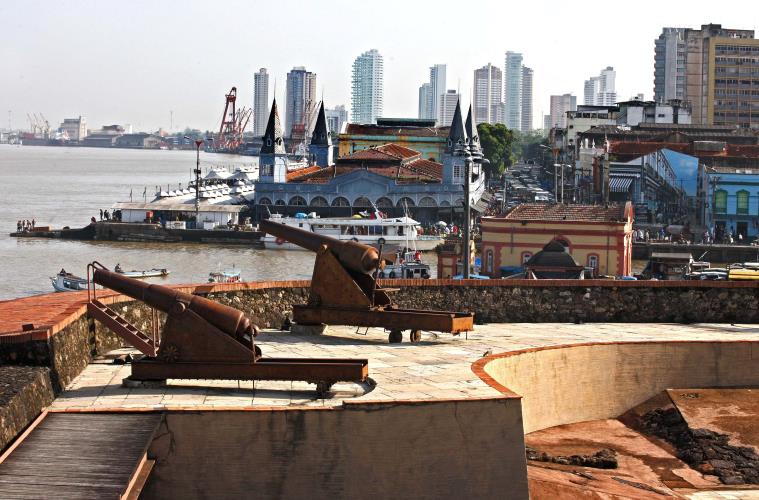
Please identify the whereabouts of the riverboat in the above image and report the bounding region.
[50,270,88,292]
[378,250,431,279]
[208,267,241,283]
[261,213,443,251]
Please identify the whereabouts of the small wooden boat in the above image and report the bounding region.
[208,266,241,283]
[728,263,759,281]
[50,270,88,292]
[115,265,170,279]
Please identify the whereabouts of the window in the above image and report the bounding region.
[587,254,599,269]
[521,252,532,264]
[486,250,494,274]
[453,164,464,181]
[736,190,749,214]
[714,189,728,213]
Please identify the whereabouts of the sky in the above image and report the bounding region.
[1,0,758,133]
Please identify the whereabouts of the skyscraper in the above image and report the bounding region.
[504,52,523,130]
[548,94,577,129]
[418,83,432,120]
[473,63,503,125]
[351,49,384,124]
[429,64,447,125]
[285,66,317,138]
[439,90,459,127]
[520,66,533,132]
[583,67,617,106]
[654,28,687,103]
[325,105,348,135]
[253,68,269,138]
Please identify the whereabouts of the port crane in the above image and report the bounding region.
[215,87,251,152]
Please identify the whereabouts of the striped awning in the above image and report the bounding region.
[609,176,634,193]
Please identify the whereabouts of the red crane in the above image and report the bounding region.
[215,87,250,152]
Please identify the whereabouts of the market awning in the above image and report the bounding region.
[609,176,634,193]
[471,199,488,213]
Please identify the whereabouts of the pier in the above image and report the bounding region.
[633,241,759,263]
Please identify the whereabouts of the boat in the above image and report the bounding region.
[208,266,241,283]
[261,212,444,251]
[50,269,88,292]
[115,264,170,279]
[378,250,431,279]
[727,262,759,281]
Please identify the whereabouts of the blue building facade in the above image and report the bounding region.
[703,166,759,240]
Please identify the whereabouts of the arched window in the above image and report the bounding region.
[440,200,451,207]
[331,197,350,207]
[714,189,727,213]
[353,196,371,207]
[376,197,393,208]
[397,197,415,208]
[310,196,328,207]
[454,198,465,207]
[736,190,749,214]
[274,199,286,206]
[486,249,494,274]
[587,254,599,269]
[418,196,437,207]
[521,252,533,264]
[257,197,272,205]
[289,196,306,206]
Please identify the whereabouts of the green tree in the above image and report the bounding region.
[477,123,516,177]
[511,129,548,163]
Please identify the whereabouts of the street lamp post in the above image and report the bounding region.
[463,155,472,279]
[186,137,204,227]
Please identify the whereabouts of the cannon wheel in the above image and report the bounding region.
[409,330,422,343]
[316,381,333,397]
[388,329,403,343]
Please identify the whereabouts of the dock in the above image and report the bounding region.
[633,241,759,263]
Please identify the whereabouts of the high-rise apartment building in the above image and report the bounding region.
[583,67,617,106]
[654,28,687,102]
[325,105,348,135]
[430,64,447,125]
[684,24,757,127]
[473,63,503,125]
[351,49,384,124]
[253,68,269,137]
[520,66,533,132]
[548,94,577,129]
[504,52,523,129]
[285,66,317,138]
[418,83,432,119]
[439,90,459,128]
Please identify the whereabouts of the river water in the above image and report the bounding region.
[0,145,320,300]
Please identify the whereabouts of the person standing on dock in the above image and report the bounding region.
[99,209,103,221]
[31,219,35,230]
[16,221,21,232]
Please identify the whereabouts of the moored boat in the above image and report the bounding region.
[114,264,170,279]
[50,269,88,292]
[208,266,241,283]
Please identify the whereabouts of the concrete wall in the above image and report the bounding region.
[143,399,529,500]
[0,367,54,452]
[478,341,759,434]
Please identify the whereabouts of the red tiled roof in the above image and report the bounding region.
[286,159,443,185]
[286,165,321,181]
[498,203,629,223]
[608,141,759,160]
[375,143,420,160]
[343,143,421,162]
[405,158,443,180]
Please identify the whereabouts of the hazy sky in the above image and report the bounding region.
[2,0,757,133]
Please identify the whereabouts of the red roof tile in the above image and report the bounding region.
[496,203,629,223]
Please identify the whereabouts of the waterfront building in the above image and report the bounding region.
[338,118,449,162]
[504,52,523,129]
[480,202,634,278]
[309,102,333,167]
[418,83,432,120]
[548,94,577,129]
[654,28,687,103]
[702,165,759,239]
[285,66,317,139]
[521,66,533,132]
[254,100,486,223]
[583,67,617,106]
[473,63,503,125]
[59,116,87,141]
[324,105,348,135]
[351,49,384,125]
[259,98,289,183]
[253,68,269,138]
[438,90,459,129]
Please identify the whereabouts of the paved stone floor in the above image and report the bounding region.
[49,322,759,411]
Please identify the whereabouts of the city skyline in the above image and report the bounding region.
[2,0,758,132]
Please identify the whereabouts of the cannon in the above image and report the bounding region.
[86,262,367,393]
[260,219,474,343]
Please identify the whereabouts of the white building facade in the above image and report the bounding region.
[584,67,617,106]
[473,63,503,125]
[504,51,523,130]
[253,68,269,137]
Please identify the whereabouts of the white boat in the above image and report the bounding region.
[50,270,88,292]
[208,266,241,283]
[261,212,443,251]
[115,265,170,279]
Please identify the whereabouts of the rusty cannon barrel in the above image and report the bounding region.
[93,268,256,342]
[260,219,380,275]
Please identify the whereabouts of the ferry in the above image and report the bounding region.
[50,270,88,292]
[261,212,443,251]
